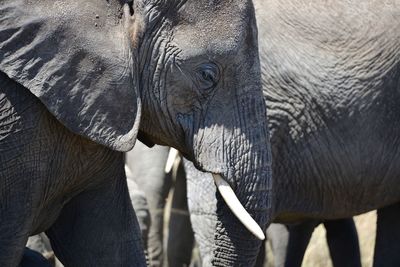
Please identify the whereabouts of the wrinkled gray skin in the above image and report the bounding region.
[27,146,193,267]
[25,178,150,267]
[0,0,271,265]
[27,148,192,267]
[126,175,152,251]
[125,143,173,267]
[265,219,361,267]
[167,158,197,267]
[187,0,400,266]
[126,142,195,267]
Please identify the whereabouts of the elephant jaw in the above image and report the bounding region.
[212,174,265,240]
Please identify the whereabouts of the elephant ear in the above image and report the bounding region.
[0,0,141,152]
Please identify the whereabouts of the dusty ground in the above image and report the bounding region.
[265,211,377,267]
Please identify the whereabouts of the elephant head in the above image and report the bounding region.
[0,0,272,265]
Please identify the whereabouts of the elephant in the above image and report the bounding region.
[125,142,195,267]
[184,0,400,266]
[0,0,272,266]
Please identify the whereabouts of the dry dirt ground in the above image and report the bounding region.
[265,211,377,267]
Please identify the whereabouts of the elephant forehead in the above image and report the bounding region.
[171,0,256,57]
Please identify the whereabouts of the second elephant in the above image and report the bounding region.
[125,143,195,267]
[187,0,400,266]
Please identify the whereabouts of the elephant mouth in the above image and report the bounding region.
[212,173,265,240]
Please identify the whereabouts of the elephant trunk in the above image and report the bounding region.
[213,115,272,266]
[187,91,273,266]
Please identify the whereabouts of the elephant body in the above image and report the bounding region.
[256,0,400,220]
[0,74,144,266]
[25,145,193,267]
[25,176,150,267]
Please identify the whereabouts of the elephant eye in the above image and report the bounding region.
[196,63,220,91]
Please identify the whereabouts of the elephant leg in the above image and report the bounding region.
[267,222,319,267]
[373,202,400,267]
[284,221,319,267]
[128,178,151,250]
[126,144,172,267]
[167,162,195,267]
[46,168,146,267]
[324,218,361,267]
[0,73,44,266]
[140,178,172,267]
[0,210,30,266]
[266,224,289,267]
[0,170,34,266]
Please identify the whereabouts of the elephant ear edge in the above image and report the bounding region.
[0,0,141,152]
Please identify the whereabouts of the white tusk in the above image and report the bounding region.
[212,174,266,240]
[165,148,179,173]
[124,165,133,179]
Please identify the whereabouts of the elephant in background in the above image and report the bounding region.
[185,0,400,266]
[125,142,196,267]
[0,0,272,265]
[265,219,361,267]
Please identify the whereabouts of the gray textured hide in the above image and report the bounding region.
[184,159,217,267]
[0,0,140,151]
